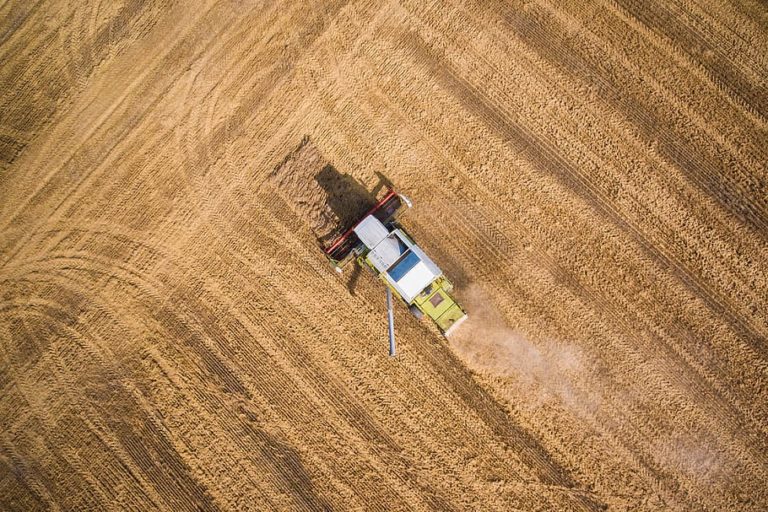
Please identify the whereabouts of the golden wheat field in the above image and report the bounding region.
[2,0,767,510]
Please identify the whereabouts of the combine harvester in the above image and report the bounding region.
[323,189,467,355]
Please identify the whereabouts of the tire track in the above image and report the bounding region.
[235,172,531,507]
[3,0,767,509]
[399,23,768,439]
[1,0,353,270]
[2,262,318,510]
[206,215,455,509]
[289,94,607,511]
[308,35,757,506]
[0,0,43,49]
[9,245,364,509]
[253,189,587,510]
[0,0,228,241]
[399,27,768,365]
[617,0,768,120]
[0,450,48,511]
[397,0,768,321]
[675,0,768,77]
[230,194,514,508]
[496,0,768,237]
[0,0,165,184]
[0,303,167,511]
[353,28,768,505]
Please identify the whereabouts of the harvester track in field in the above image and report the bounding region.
[2,0,767,510]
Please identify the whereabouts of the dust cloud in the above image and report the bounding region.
[450,285,601,417]
[451,286,738,491]
[653,434,730,486]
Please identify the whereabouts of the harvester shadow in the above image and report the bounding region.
[314,164,373,243]
[346,264,362,296]
[314,164,395,296]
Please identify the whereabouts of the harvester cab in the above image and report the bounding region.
[323,189,468,352]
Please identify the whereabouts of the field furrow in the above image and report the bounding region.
[2,1,766,510]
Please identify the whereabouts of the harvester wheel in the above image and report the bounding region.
[408,305,423,319]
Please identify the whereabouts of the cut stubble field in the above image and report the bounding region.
[1,0,767,510]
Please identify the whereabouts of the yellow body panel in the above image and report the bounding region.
[412,276,467,335]
[358,240,467,337]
